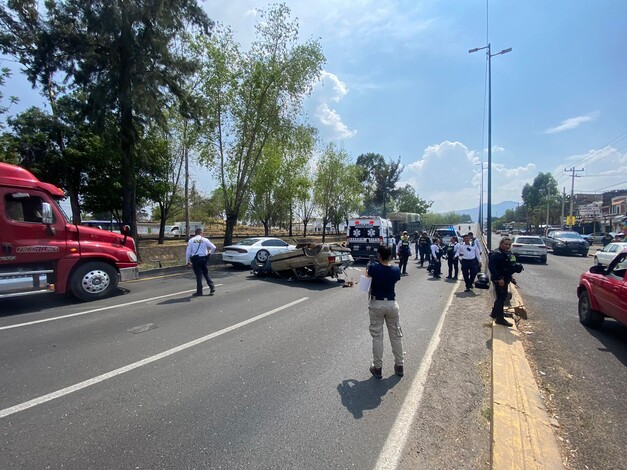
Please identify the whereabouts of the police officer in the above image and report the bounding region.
[459,234,481,291]
[488,237,518,326]
[445,236,460,279]
[418,231,432,267]
[186,228,217,296]
[430,238,443,278]
[366,245,404,378]
[397,231,412,276]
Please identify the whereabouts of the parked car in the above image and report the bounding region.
[510,235,548,264]
[577,249,627,328]
[544,231,589,256]
[222,237,296,267]
[593,242,627,266]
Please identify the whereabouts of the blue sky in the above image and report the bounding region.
[4,0,627,214]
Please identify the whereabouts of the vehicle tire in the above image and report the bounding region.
[540,256,547,264]
[552,244,560,255]
[578,290,604,328]
[70,262,118,301]
[255,249,271,263]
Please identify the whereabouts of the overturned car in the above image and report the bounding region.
[251,243,354,280]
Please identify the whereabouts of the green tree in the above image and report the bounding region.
[393,184,433,214]
[0,0,213,239]
[194,4,325,246]
[314,143,357,242]
[355,153,403,216]
[521,172,560,228]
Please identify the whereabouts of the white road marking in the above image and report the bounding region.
[0,297,309,419]
[0,285,224,331]
[374,284,457,470]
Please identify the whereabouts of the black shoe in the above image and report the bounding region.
[209,286,216,294]
[495,318,513,327]
[394,364,404,377]
[370,365,382,379]
[446,275,452,279]
[192,292,203,297]
[464,288,470,292]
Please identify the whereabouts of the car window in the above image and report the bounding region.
[555,232,583,239]
[262,239,287,247]
[611,258,627,278]
[236,238,261,246]
[516,237,543,244]
[609,244,620,252]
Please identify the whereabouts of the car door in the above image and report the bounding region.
[1,189,69,267]
[601,243,621,266]
[596,256,627,320]
[262,239,290,256]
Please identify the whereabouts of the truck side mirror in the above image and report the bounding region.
[41,202,53,225]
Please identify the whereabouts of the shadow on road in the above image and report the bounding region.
[583,321,627,367]
[337,375,401,419]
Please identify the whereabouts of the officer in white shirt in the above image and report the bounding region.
[458,233,481,292]
[468,231,483,270]
[186,228,217,296]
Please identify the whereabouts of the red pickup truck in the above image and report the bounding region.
[0,162,139,301]
[577,249,627,328]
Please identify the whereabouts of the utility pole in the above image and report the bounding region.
[561,187,566,227]
[565,167,584,227]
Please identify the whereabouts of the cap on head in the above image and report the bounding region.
[403,230,408,234]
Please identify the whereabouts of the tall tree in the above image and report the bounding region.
[194,3,325,246]
[355,153,403,216]
[314,143,356,242]
[521,172,560,227]
[393,184,433,214]
[0,0,213,239]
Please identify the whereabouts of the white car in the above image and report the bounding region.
[510,235,548,264]
[222,237,296,267]
[593,242,627,266]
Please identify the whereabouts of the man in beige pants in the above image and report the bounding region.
[367,245,405,379]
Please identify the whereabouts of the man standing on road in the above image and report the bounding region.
[488,237,516,326]
[412,231,420,260]
[366,245,404,379]
[468,231,482,271]
[186,228,217,297]
[459,234,481,292]
[397,231,412,276]
[430,238,443,278]
[418,231,432,267]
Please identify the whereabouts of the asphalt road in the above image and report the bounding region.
[0,262,459,469]
[499,241,627,469]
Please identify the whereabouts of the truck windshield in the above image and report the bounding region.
[53,198,71,222]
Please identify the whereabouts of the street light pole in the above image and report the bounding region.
[469,44,512,251]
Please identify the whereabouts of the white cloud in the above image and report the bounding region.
[554,146,627,194]
[309,70,356,140]
[403,141,536,213]
[544,111,600,134]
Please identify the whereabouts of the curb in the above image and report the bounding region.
[491,288,564,469]
[139,253,224,278]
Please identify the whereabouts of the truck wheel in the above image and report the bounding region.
[578,291,604,328]
[255,249,270,263]
[70,262,118,301]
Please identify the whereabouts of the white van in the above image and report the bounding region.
[166,221,204,237]
[346,216,394,260]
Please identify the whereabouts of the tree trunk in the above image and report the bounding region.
[263,220,270,236]
[158,206,167,244]
[288,205,293,237]
[303,219,308,238]
[224,212,237,247]
[321,217,327,242]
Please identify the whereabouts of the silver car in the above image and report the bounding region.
[511,235,548,264]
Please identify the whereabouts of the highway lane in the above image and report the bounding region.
[0,261,457,469]
[498,242,627,469]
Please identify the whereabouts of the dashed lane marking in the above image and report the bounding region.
[0,297,309,419]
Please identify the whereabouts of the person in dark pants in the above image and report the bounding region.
[412,231,420,260]
[418,231,432,267]
[459,234,481,291]
[488,237,516,326]
[397,231,412,276]
[366,245,404,378]
[186,228,217,296]
[445,236,460,279]
[430,238,442,278]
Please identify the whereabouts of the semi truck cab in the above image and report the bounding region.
[0,163,139,301]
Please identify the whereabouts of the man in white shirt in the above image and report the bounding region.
[458,234,481,292]
[186,228,217,296]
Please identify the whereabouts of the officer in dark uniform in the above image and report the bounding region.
[488,237,521,326]
[396,231,412,275]
[418,231,432,267]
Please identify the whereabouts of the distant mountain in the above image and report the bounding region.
[451,201,520,222]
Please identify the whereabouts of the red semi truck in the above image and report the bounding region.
[0,162,139,301]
